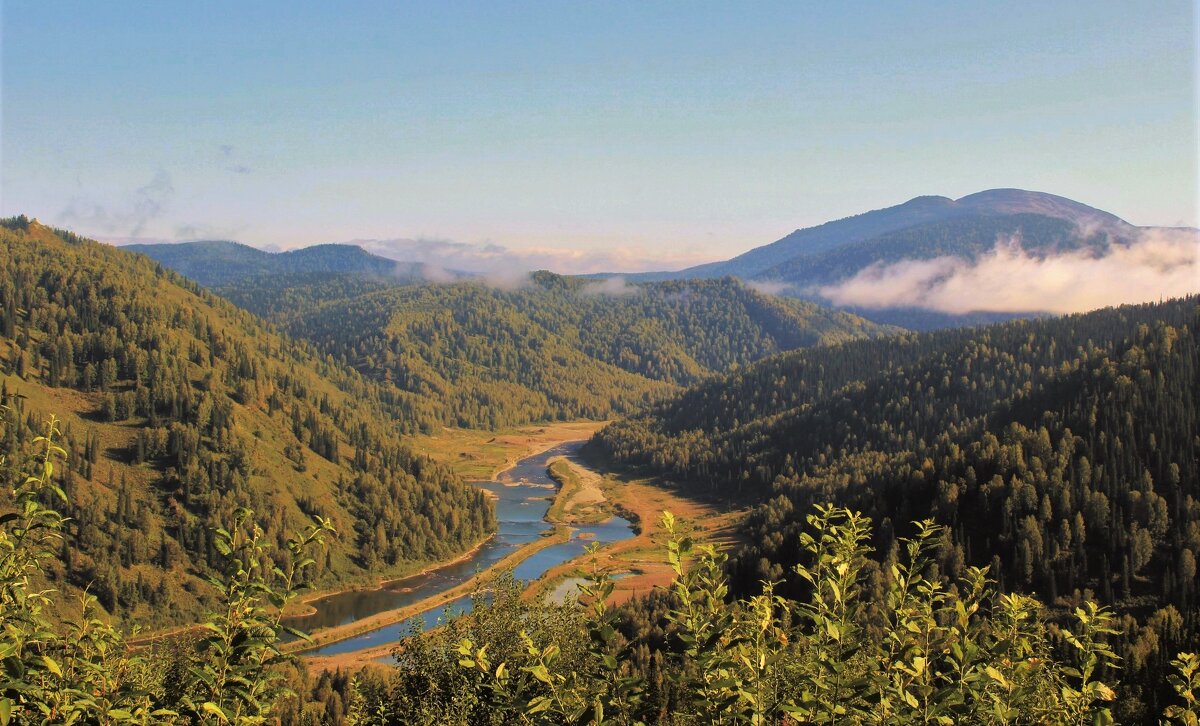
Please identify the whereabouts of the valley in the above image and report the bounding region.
[5,3,1197,720]
[293,426,745,672]
[1,215,1196,723]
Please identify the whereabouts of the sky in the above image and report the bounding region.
[2,1,1197,273]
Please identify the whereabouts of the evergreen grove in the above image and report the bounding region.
[4,412,1200,724]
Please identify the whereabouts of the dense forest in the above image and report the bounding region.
[3,420,1198,723]
[0,217,493,628]
[594,296,1200,720]
[215,270,891,429]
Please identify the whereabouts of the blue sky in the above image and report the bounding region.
[2,1,1196,271]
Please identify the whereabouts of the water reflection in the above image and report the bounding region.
[292,442,635,657]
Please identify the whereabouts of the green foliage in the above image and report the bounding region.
[181,508,334,724]
[1165,653,1200,725]
[595,297,1200,717]
[0,413,170,723]
[2,416,1196,723]
[0,409,333,724]
[347,506,1200,724]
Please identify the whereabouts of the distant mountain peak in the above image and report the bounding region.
[649,189,1142,284]
[897,194,955,208]
[953,188,1129,228]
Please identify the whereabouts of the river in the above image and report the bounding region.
[284,441,635,658]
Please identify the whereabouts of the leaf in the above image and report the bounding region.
[526,696,553,715]
[984,665,1009,688]
[528,664,553,684]
[41,655,62,677]
[0,698,10,726]
[201,702,230,722]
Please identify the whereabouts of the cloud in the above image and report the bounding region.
[58,169,175,237]
[581,276,641,297]
[218,144,253,174]
[349,237,714,277]
[745,279,791,296]
[173,221,248,240]
[415,264,460,284]
[816,230,1200,315]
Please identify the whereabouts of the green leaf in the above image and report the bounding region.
[526,696,553,715]
[984,665,1009,688]
[201,702,230,722]
[41,655,62,677]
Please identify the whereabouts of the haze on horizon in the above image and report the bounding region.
[1,1,1197,274]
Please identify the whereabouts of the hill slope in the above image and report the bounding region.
[594,296,1200,715]
[0,217,493,629]
[217,271,894,429]
[124,239,440,288]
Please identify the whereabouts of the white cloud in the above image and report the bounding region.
[349,237,714,276]
[58,170,175,237]
[816,229,1200,314]
[581,276,641,297]
[745,279,790,296]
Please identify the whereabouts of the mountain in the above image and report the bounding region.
[0,217,493,628]
[654,189,1132,281]
[625,189,1193,329]
[214,271,895,429]
[123,239,447,288]
[594,295,1200,714]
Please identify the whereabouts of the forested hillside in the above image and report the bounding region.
[124,239,438,288]
[595,296,1200,719]
[0,217,493,628]
[215,270,892,429]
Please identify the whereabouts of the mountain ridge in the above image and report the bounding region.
[213,271,895,429]
[124,239,451,288]
[624,188,1141,283]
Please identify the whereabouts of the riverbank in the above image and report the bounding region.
[410,421,608,481]
[527,452,748,606]
[288,522,573,657]
[545,456,612,524]
[295,437,630,664]
[278,423,609,619]
[305,446,747,671]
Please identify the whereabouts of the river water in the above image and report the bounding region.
[286,441,635,657]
